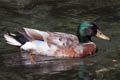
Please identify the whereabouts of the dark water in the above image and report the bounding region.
[0,0,120,80]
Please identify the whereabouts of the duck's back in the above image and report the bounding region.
[47,32,79,49]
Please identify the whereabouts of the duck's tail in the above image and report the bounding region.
[4,32,29,46]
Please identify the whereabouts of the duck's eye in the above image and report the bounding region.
[84,28,92,36]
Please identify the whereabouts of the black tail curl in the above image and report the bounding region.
[8,32,28,45]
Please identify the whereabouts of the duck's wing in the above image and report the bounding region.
[22,28,79,49]
[47,32,79,49]
[23,28,49,41]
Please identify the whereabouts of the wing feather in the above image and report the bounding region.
[23,28,49,41]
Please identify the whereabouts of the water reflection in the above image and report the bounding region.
[3,50,96,75]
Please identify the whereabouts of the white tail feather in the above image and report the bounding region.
[4,34,21,46]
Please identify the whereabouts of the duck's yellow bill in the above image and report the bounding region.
[96,29,110,40]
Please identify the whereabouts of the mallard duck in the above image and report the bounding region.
[4,21,110,62]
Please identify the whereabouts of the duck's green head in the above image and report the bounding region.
[77,21,110,43]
